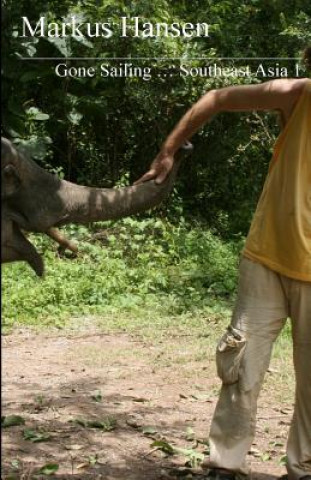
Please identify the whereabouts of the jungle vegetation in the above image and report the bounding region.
[2,0,310,325]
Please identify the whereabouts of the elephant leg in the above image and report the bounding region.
[46,227,78,255]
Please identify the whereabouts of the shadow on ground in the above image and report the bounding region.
[2,329,289,479]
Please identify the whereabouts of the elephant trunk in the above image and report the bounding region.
[55,155,183,226]
[3,141,191,233]
[2,137,192,275]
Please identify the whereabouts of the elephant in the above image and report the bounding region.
[1,137,192,276]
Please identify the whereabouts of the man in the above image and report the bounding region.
[135,49,311,480]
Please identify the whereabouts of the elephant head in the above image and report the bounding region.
[1,137,192,276]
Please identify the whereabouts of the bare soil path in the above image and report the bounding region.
[2,324,292,480]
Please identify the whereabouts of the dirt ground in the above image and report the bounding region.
[2,323,292,480]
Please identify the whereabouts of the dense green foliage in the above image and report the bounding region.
[2,0,310,234]
[2,218,240,327]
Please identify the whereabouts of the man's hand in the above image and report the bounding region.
[134,151,175,185]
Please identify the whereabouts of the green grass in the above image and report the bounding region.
[2,218,239,330]
[1,216,293,363]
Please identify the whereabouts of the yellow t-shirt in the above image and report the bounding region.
[243,79,311,282]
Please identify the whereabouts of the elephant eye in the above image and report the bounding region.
[4,164,17,175]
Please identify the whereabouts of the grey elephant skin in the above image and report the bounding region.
[1,137,192,276]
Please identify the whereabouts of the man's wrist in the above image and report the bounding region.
[160,141,178,157]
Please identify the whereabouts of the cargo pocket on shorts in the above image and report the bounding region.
[216,326,246,385]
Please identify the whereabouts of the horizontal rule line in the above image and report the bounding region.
[19,57,301,61]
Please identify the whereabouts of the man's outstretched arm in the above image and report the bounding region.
[135,78,307,185]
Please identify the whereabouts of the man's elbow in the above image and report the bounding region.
[202,88,223,114]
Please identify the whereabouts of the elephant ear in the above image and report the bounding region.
[2,163,21,197]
